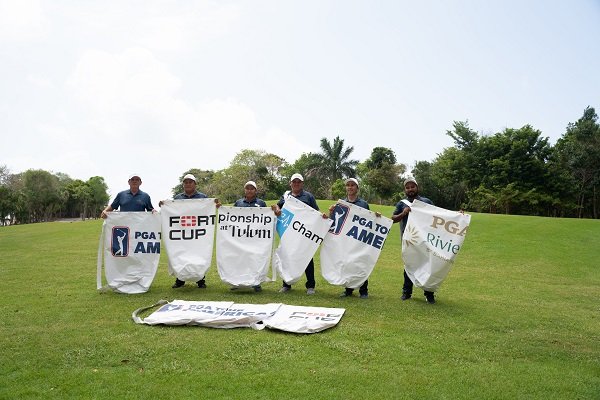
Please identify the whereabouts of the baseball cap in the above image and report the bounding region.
[128,174,141,180]
[182,174,197,183]
[404,177,418,186]
[244,180,257,189]
[345,178,359,186]
[290,173,304,182]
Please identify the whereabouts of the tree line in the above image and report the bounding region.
[1,106,597,225]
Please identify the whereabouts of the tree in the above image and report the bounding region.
[361,147,404,204]
[314,136,358,199]
[22,169,61,222]
[553,106,600,218]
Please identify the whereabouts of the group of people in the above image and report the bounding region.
[101,172,437,304]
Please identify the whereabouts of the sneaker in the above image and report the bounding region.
[172,279,185,288]
[253,285,262,292]
[359,294,368,299]
[401,293,412,300]
[197,281,207,289]
[306,288,316,295]
[425,293,436,304]
[339,292,352,297]
[279,286,291,293]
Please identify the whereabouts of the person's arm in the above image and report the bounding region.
[391,202,409,223]
[100,205,113,219]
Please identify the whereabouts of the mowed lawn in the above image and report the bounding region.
[0,202,598,399]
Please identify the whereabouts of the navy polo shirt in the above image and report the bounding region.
[234,197,267,207]
[277,190,319,211]
[111,189,154,212]
[174,191,207,200]
[345,197,370,210]
[393,195,433,234]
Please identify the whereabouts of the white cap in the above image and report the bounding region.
[345,178,359,186]
[244,180,257,189]
[182,174,197,183]
[290,173,304,182]
[404,177,418,186]
[128,174,141,180]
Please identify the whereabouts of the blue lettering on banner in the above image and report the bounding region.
[329,204,350,235]
[111,226,129,257]
[276,209,294,237]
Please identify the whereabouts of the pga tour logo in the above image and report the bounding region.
[276,209,294,237]
[111,226,129,257]
[329,204,350,235]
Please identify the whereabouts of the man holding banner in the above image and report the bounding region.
[161,173,211,289]
[272,173,328,295]
[329,178,380,299]
[101,174,155,218]
[392,177,435,303]
[230,180,269,292]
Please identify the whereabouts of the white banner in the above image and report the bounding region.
[320,200,393,288]
[97,212,161,294]
[216,206,276,286]
[261,304,346,334]
[402,199,471,291]
[161,199,217,281]
[133,300,344,333]
[273,196,332,285]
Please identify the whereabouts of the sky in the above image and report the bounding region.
[1,0,599,204]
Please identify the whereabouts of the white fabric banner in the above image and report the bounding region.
[96,212,161,294]
[320,200,393,288]
[133,300,344,333]
[216,206,276,287]
[273,196,332,285]
[402,199,471,291]
[161,199,217,281]
[261,304,346,334]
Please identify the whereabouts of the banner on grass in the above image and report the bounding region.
[320,200,393,288]
[161,199,217,281]
[402,199,471,291]
[273,196,332,284]
[97,212,161,294]
[132,300,344,333]
[216,206,276,287]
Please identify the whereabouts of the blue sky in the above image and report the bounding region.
[1,0,599,203]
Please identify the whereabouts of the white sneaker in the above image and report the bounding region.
[306,288,315,295]
[279,286,291,293]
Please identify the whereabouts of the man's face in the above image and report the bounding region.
[183,179,197,195]
[290,179,303,194]
[404,182,418,198]
[345,181,358,197]
[244,185,257,200]
[128,177,141,191]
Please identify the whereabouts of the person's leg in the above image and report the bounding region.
[424,290,436,304]
[304,259,315,289]
[197,276,206,288]
[172,278,185,288]
[401,270,413,299]
[359,280,369,298]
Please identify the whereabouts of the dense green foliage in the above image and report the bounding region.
[0,207,598,399]
[2,106,598,222]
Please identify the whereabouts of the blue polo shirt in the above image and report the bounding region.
[174,191,207,200]
[111,189,154,212]
[234,197,267,207]
[393,195,433,234]
[277,190,319,211]
[345,197,370,210]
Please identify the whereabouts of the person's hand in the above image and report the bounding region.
[100,210,108,219]
[271,204,281,216]
[158,200,165,207]
[214,198,222,208]
[375,211,381,218]
[321,213,329,219]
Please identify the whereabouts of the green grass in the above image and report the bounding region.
[1,202,599,399]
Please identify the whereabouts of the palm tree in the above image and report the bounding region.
[314,136,358,198]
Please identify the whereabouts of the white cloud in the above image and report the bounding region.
[0,0,45,42]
